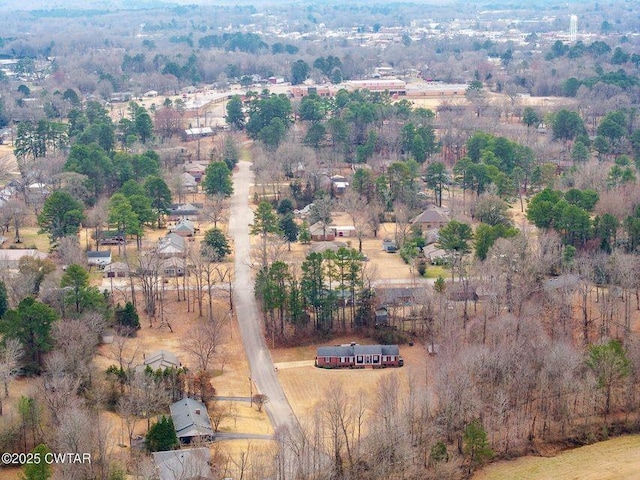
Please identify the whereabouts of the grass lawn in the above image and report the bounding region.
[424,265,448,279]
[473,435,640,480]
[11,226,51,251]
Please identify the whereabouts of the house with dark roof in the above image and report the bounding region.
[152,448,214,480]
[316,343,403,369]
[375,285,424,306]
[167,203,201,222]
[411,204,450,232]
[169,397,214,444]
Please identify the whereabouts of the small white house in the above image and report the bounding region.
[87,251,112,267]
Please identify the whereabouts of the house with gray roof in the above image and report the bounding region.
[152,448,213,480]
[171,219,196,238]
[157,233,187,258]
[103,262,130,278]
[161,257,187,277]
[181,172,198,193]
[169,397,214,444]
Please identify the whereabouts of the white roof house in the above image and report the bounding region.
[87,251,112,267]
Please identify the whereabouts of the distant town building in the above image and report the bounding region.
[569,14,578,42]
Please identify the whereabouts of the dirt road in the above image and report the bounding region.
[228,160,299,438]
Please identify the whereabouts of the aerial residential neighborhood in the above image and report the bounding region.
[0,0,639,479]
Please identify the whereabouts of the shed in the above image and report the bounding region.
[153,448,213,480]
[87,251,112,267]
[170,397,214,444]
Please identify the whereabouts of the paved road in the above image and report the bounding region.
[214,396,252,403]
[228,160,299,438]
[214,432,274,441]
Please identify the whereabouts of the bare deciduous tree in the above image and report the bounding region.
[185,316,227,372]
[0,339,22,415]
[252,394,269,413]
[202,194,229,229]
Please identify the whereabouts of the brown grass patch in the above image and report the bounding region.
[473,435,640,480]
[274,336,430,422]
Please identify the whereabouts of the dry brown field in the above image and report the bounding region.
[473,434,640,480]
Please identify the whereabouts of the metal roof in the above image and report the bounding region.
[153,448,213,480]
[169,398,214,439]
[144,350,181,370]
[317,344,400,357]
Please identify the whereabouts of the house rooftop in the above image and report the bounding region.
[144,349,181,370]
[317,344,400,357]
[87,251,112,258]
[169,397,214,440]
[153,448,213,480]
[0,249,48,262]
[411,204,450,225]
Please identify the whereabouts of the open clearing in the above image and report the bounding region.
[474,435,640,480]
[273,336,431,420]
